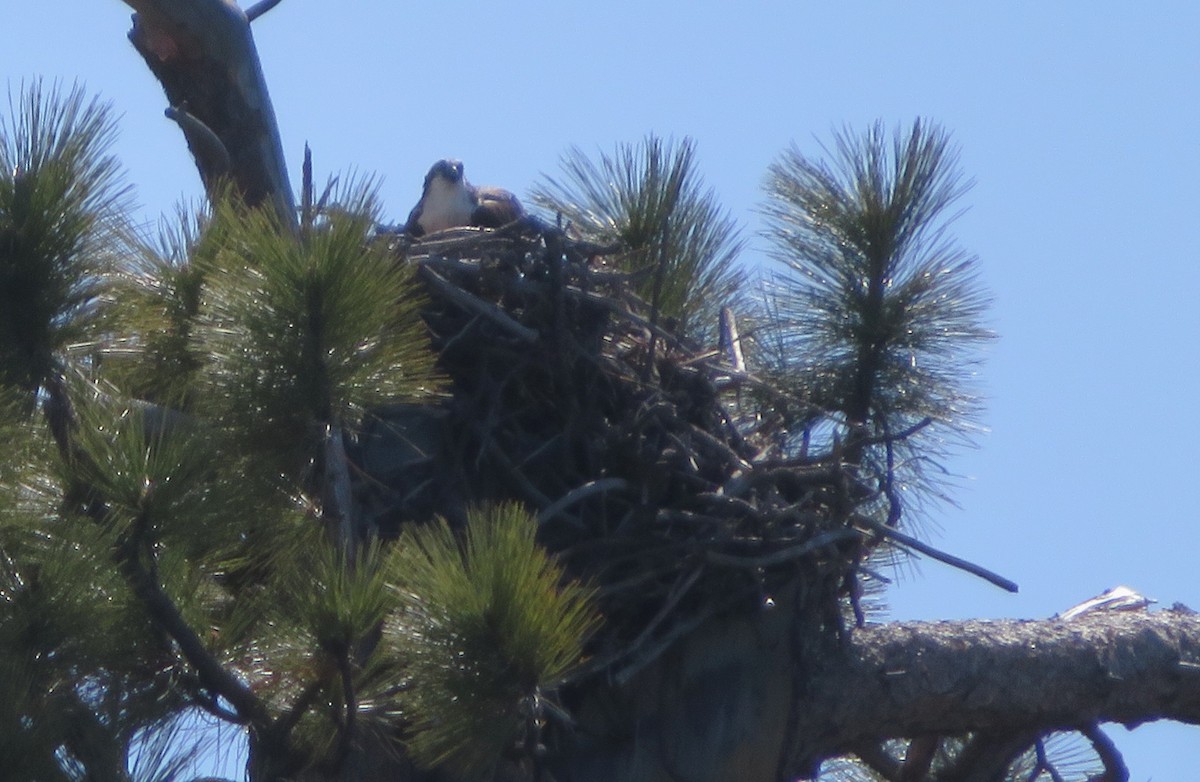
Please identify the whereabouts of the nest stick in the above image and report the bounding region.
[420,267,539,343]
[538,478,631,528]
[854,515,1018,593]
[704,529,859,570]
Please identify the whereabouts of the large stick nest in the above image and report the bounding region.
[360,223,875,676]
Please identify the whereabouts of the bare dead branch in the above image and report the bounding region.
[936,731,1035,782]
[897,735,937,782]
[485,439,553,509]
[301,142,313,232]
[1030,739,1067,782]
[718,306,746,372]
[245,0,285,22]
[624,568,706,662]
[164,103,230,175]
[122,0,296,225]
[854,513,1019,593]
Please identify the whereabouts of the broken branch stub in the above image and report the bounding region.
[123,0,296,227]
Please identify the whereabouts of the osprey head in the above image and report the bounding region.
[406,158,477,236]
[423,159,465,190]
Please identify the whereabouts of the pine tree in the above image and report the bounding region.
[2,5,1199,782]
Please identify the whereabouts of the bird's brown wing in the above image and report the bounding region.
[471,186,524,229]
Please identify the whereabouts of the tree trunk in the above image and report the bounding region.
[121,0,296,228]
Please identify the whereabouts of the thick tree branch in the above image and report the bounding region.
[121,0,296,226]
[560,606,1200,782]
[802,609,1200,767]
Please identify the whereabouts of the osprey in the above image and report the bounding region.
[403,159,524,237]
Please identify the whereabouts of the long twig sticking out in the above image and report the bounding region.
[853,514,1019,593]
[300,143,313,233]
[718,306,745,372]
[245,0,285,22]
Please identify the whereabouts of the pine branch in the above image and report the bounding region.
[0,82,129,396]
[115,534,271,728]
[532,135,745,340]
[760,120,991,518]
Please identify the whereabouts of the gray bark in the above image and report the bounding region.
[559,605,1200,781]
[813,609,1200,747]
[121,0,296,227]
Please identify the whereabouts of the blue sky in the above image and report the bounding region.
[4,2,1200,779]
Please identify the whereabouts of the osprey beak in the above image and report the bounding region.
[426,158,464,187]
